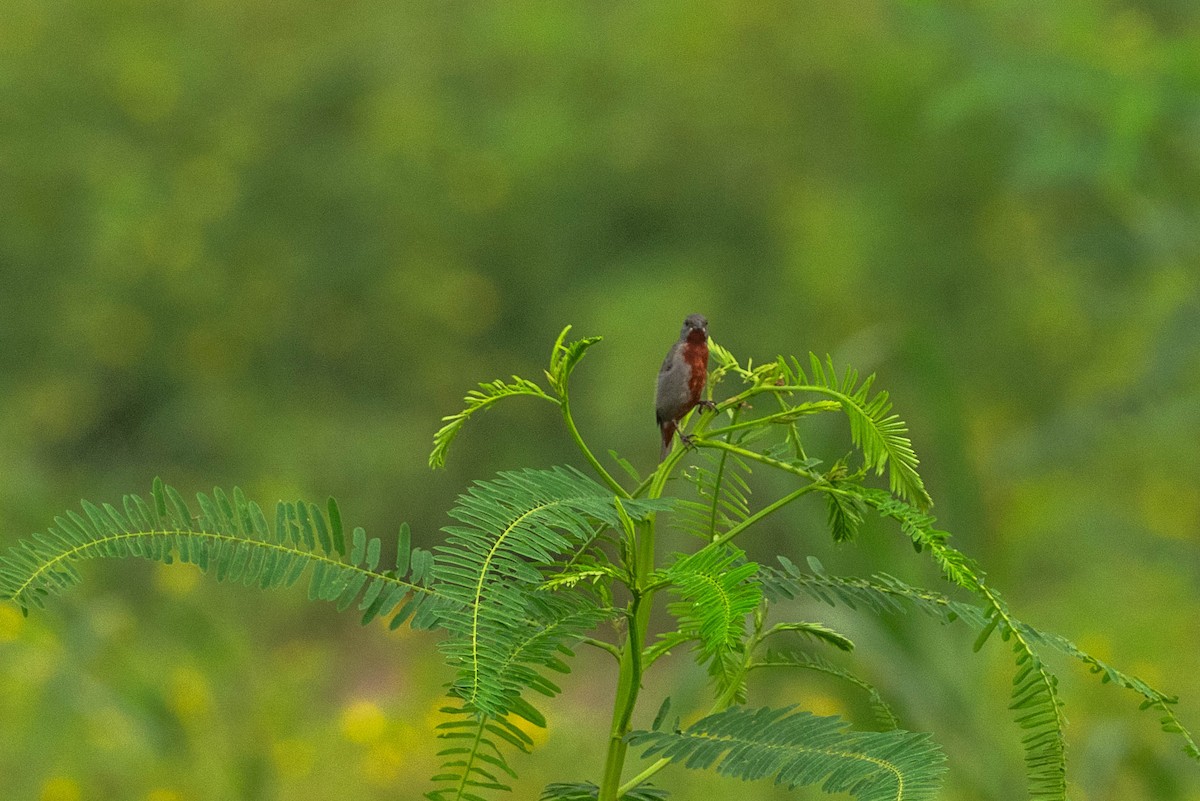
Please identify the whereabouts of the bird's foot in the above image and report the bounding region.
[697,400,718,413]
[678,432,698,450]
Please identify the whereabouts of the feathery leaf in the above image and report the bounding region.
[785,355,932,511]
[628,705,945,800]
[546,326,603,398]
[676,449,754,542]
[433,466,670,717]
[430,377,556,469]
[752,649,900,731]
[0,481,445,632]
[539,782,668,801]
[661,545,760,660]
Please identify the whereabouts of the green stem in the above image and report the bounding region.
[582,636,622,660]
[693,438,824,483]
[705,405,743,539]
[598,450,680,800]
[709,483,818,549]
[618,605,764,797]
[599,598,643,800]
[617,757,670,798]
[702,402,839,439]
[560,394,630,499]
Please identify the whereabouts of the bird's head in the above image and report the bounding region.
[680,313,708,343]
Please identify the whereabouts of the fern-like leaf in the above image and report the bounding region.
[661,545,760,660]
[786,355,932,511]
[0,479,444,629]
[752,649,900,731]
[762,620,855,652]
[546,325,603,398]
[627,705,945,800]
[433,466,670,717]
[764,556,1074,798]
[761,556,989,627]
[823,458,867,543]
[430,377,556,469]
[427,705,531,801]
[539,782,668,801]
[764,554,1199,759]
[676,448,754,542]
[1019,626,1200,762]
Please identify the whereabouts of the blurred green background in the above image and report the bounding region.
[2,0,1198,799]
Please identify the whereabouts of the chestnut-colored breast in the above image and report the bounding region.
[682,330,709,404]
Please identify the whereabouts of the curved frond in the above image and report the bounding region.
[539,782,668,801]
[430,377,556,469]
[764,556,1072,798]
[762,620,855,652]
[1020,627,1200,762]
[0,479,443,628]
[761,556,989,627]
[859,490,979,585]
[546,325,603,398]
[785,355,932,511]
[427,705,531,801]
[752,649,900,731]
[433,466,670,717]
[661,545,760,660]
[627,705,945,801]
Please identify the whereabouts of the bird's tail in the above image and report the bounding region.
[659,421,676,462]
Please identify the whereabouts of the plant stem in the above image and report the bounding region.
[708,483,818,549]
[582,636,622,660]
[706,405,743,539]
[693,437,824,483]
[617,756,671,797]
[617,605,765,797]
[598,596,643,800]
[560,394,630,498]
[599,452,679,800]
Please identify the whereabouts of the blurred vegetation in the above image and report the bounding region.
[1,0,1198,799]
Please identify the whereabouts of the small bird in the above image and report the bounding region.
[655,313,716,460]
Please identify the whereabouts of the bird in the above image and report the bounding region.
[655,313,716,460]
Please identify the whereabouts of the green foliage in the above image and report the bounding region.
[627,705,946,801]
[782,355,932,511]
[823,458,868,543]
[763,555,1200,765]
[675,447,754,541]
[2,330,1194,801]
[540,783,667,801]
[660,545,759,660]
[752,649,900,731]
[430,377,556,470]
[428,706,534,801]
[0,478,442,629]
[432,466,667,717]
[546,326,603,399]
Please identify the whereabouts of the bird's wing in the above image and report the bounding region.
[655,343,688,424]
[658,341,681,374]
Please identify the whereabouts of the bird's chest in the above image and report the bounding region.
[682,342,708,398]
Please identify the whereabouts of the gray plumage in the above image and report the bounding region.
[655,339,693,426]
[655,314,709,459]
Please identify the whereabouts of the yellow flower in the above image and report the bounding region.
[146,790,184,801]
[340,700,388,744]
[169,666,213,721]
[39,777,81,801]
[0,604,24,642]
